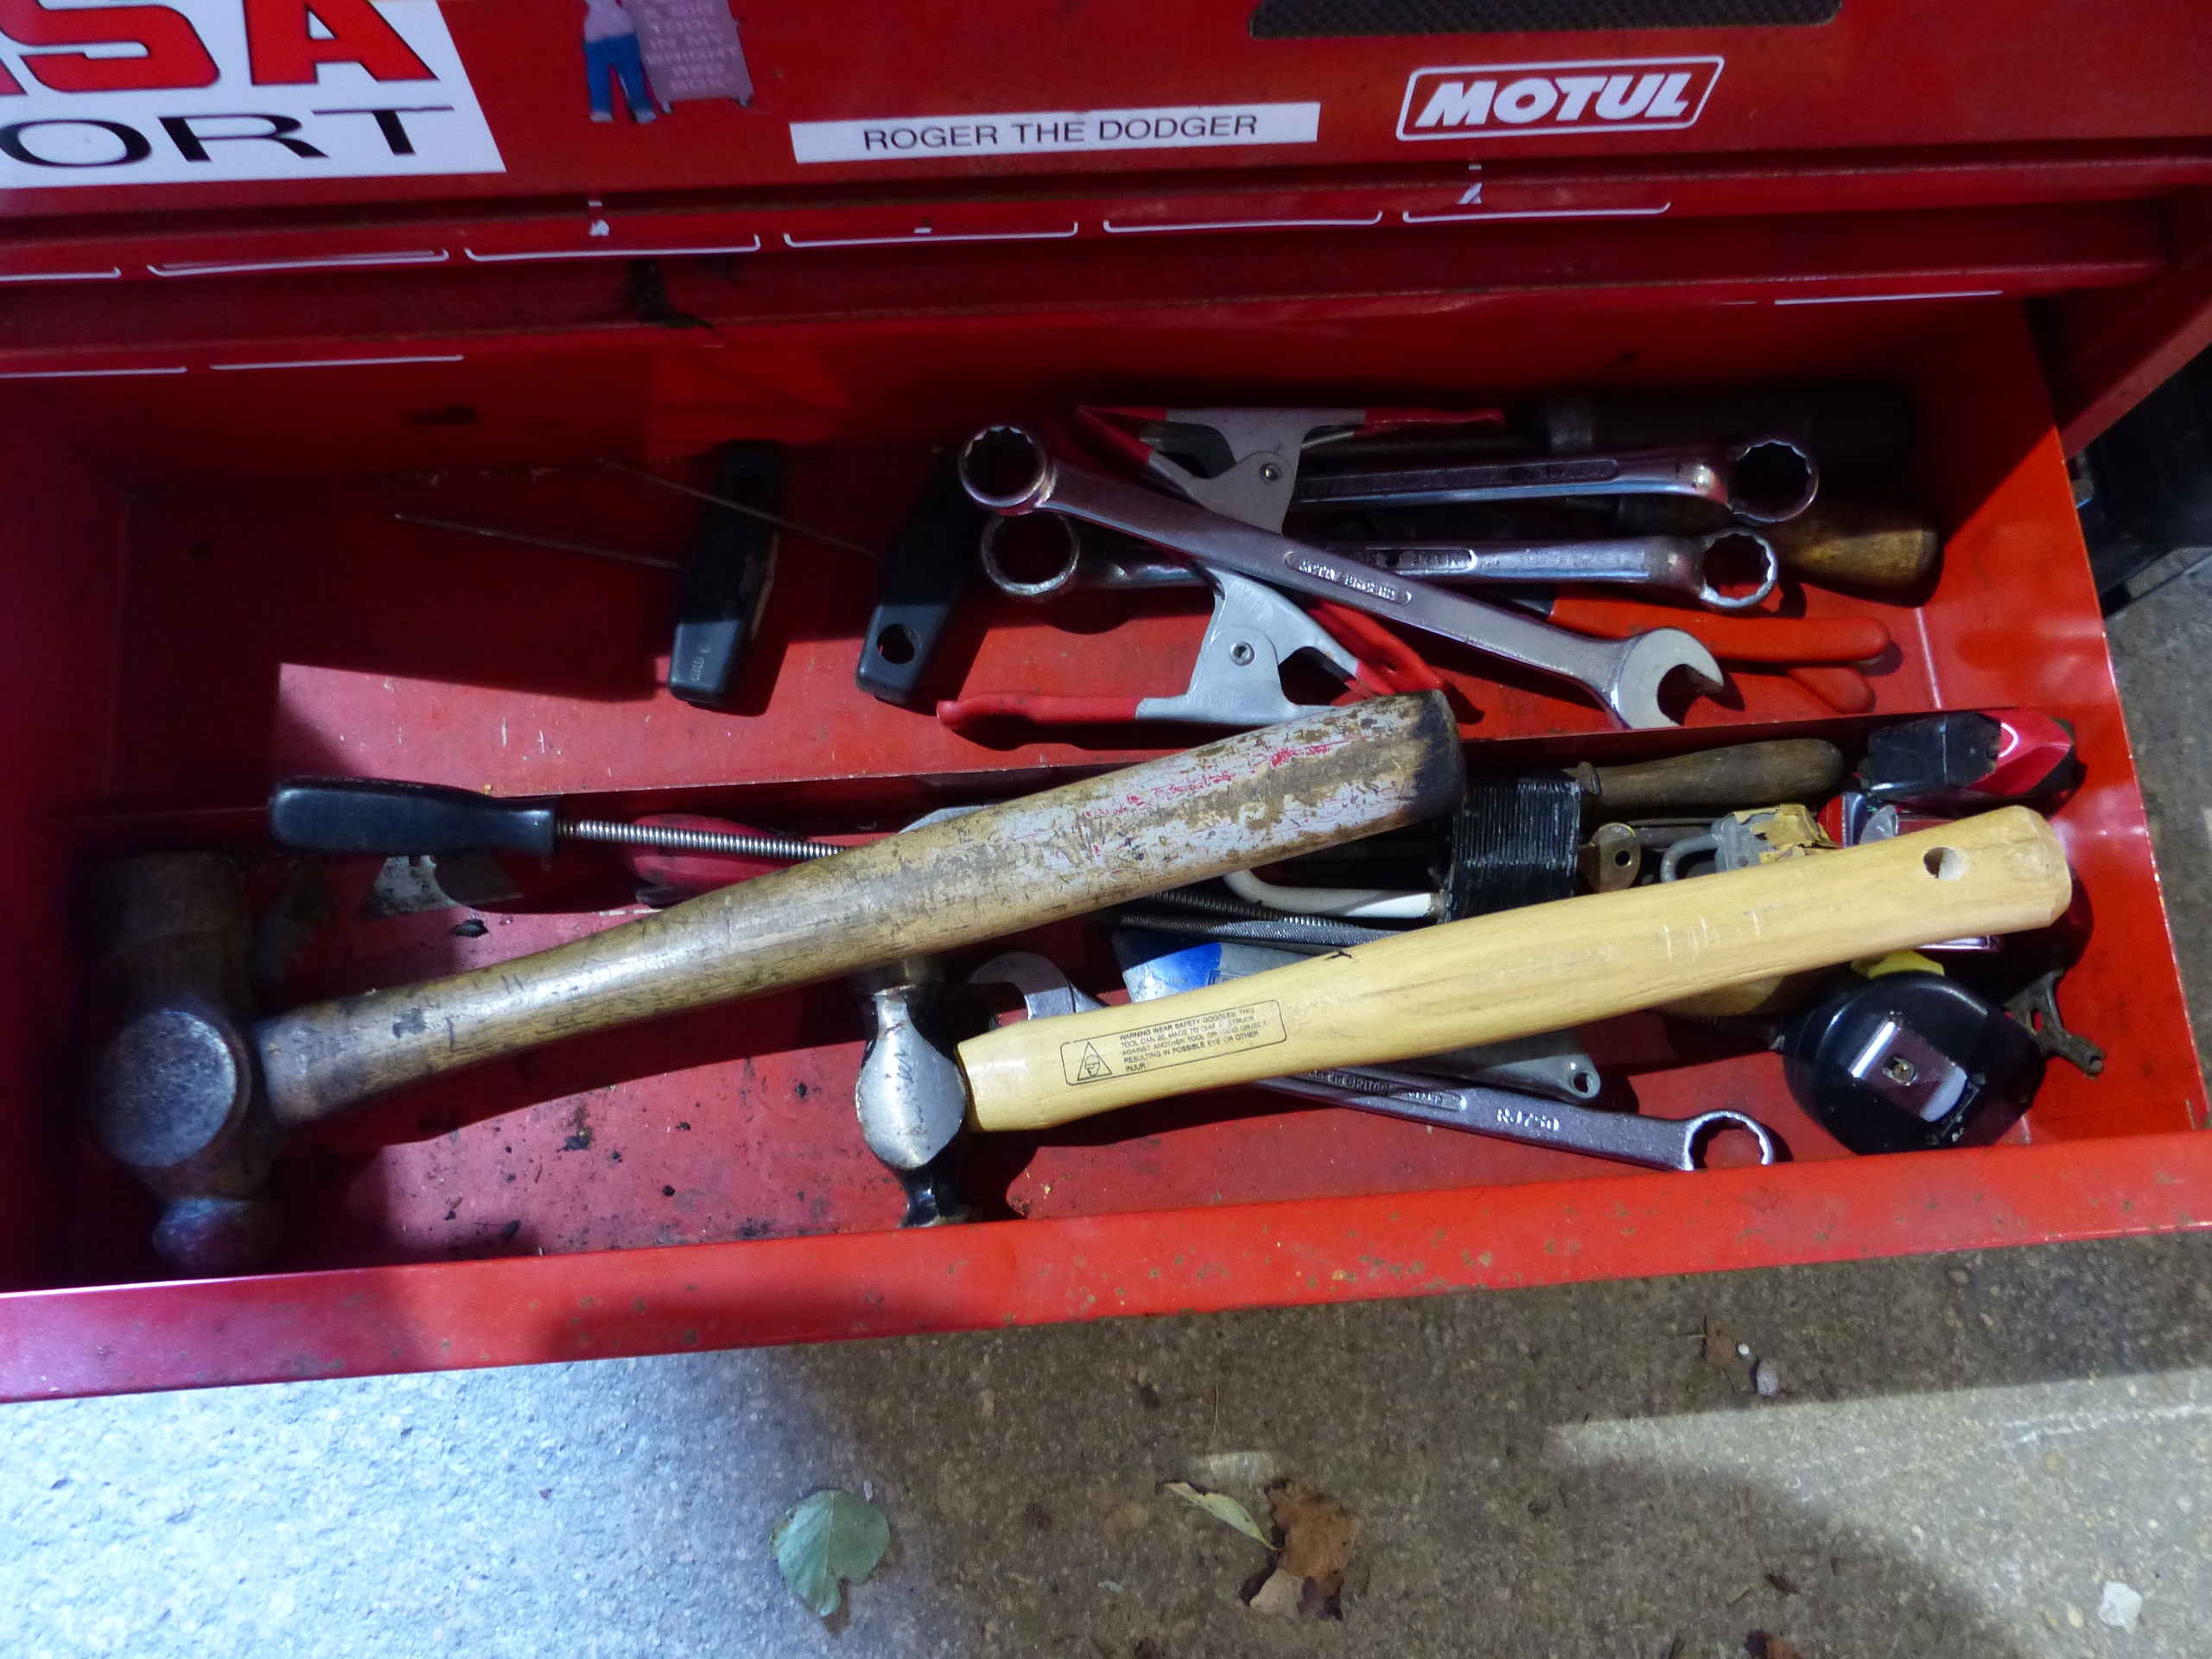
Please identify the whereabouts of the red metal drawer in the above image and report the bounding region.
[0,267,2204,1398]
[1,2,2209,1398]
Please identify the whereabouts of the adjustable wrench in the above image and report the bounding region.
[981,518,1777,613]
[969,949,1777,1171]
[959,425,1723,729]
[1292,436,1819,524]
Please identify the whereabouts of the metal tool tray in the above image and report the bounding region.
[0,0,2207,1396]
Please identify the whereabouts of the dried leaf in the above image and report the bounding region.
[1103,1500,1151,1539]
[1268,1482,1362,1599]
[1246,1568,1306,1617]
[1183,1450,1284,1491]
[1163,1481,1270,1546]
[1764,1572,1801,1597]
[1745,1634,1805,1659]
[770,1489,890,1618]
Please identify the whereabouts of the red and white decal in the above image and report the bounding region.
[1396,57,1722,142]
[0,0,500,187]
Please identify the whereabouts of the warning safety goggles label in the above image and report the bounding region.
[0,0,502,188]
[1061,1001,1287,1087]
[1397,57,1721,142]
[791,101,1319,165]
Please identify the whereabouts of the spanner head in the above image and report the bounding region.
[967,950,1102,1020]
[1679,1109,1781,1170]
[959,425,1055,514]
[1603,627,1726,730]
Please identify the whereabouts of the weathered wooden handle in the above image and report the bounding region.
[1576,738,1843,818]
[962,806,2071,1133]
[255,694,1463,1127]
[1766,500,1942,590]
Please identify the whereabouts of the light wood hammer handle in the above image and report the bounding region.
[961,807,2072,1133]
[255,694,1462,1127]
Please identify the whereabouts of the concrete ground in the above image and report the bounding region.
[5,565,2211,1659]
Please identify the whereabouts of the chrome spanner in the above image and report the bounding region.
[1342,530,1779,613]
[1264,1065,1778,1171]
[1291,436,1820,524]
[958,425,1722,729]
[983,518,1777,614]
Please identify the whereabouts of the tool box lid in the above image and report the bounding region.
[1,1,2208,220]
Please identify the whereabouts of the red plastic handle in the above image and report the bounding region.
[1308,601,1445,695]
[938,692,1147,732]
[1787,664,1875,713]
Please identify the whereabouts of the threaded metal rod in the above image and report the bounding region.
[561,819,845,861]
[1139,885,1278,921]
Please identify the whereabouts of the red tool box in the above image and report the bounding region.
[2,0,2210,1398]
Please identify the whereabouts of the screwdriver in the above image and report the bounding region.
[269,777,845,863]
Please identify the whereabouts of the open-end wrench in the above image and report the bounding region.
[1292,436,1820,524]
[959,425,1723,730]
[980,518,1777,613]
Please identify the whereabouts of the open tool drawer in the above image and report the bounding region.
[2,1,2211,1398]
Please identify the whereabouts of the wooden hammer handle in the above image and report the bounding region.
[961,806,2071,1133]
[255,694,1463,1128]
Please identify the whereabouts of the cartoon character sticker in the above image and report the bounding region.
[582,0,751,125]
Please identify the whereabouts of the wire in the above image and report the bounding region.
[596,458,881,561]
[392,512,683,572]
[1224,868,1440,921]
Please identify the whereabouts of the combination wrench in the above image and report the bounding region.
[1292,436,1820,524]
[1345,530,1778,613]
[958,425,1723,729]
[1262,1065,1779,1171]
[983,517,1778,613]
[968,950,1778,1172]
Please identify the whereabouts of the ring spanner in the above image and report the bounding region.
[985,519,1780,613]
[959,424,1723,729]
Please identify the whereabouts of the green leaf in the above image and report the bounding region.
[771,1490,891,1618]
[1163,1481,1271,1546]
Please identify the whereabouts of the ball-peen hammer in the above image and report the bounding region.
[86,695,1464,1274]
[919,807,2074,1135]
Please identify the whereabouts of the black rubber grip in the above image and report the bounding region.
[1538,383,1918,474]
[269,778,559,859]
[669,442,783,710]
[1444,774,1580,921]
[855,449,986,706]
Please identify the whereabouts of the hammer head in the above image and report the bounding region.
[86,854,281,1275]
[852,958,973,1228]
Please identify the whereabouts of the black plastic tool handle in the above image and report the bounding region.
[669,442,784,710]
[270,779,560,859]
[855,448,986,705]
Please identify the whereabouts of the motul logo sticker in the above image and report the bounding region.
[1396,57,1722,142]
[0,0,501,187]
